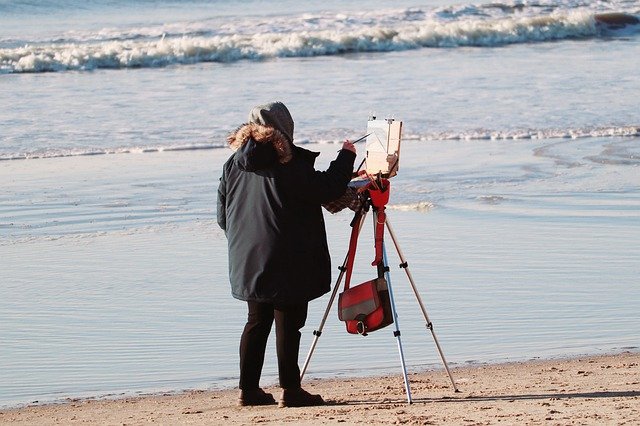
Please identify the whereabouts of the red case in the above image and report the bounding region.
[338,278,392,335]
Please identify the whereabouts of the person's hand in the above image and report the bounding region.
[352,169,367,179]
[342,140,356,154]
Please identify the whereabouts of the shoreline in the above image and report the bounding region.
[2,351,638,425]
[1,348,633,409]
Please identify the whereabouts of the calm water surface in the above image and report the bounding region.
[1,0,639,409]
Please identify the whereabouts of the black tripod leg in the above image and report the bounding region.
[384,215,459,392]
[300,210,369,381]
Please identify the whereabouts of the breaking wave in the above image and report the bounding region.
[412,125,640,141]
[1,2,639,73]
[2,125,637,161]
[0,143,225,161]
[388,201,435,212]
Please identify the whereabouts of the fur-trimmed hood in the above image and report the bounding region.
[227,123,293,165]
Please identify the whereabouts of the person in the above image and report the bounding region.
[217,101,356,407]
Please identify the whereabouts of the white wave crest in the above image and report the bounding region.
[0,10,607,73]
[418,126,640,141]
[388,201,435,212]
[2,125,638,161]
[0,143,225,161]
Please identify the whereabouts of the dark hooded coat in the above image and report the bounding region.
[217,119,355,305]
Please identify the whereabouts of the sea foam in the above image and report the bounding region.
[2,126,638,161]
[1,6,637,73]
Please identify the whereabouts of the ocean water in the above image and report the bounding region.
[1,0,639,409]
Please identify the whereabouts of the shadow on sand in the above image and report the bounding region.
[328,390,640,406]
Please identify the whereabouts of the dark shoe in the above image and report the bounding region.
[237,388,276,406]
[279,387,325,408]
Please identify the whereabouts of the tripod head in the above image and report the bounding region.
[323,116,400,216]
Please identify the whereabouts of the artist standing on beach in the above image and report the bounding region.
[217,101,356,407]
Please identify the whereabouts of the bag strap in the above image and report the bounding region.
[343,209,364,290]
[368,179,390,267]
[343,179,391,289]
[372,207,386,266]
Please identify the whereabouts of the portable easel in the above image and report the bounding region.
[300,179,459,404]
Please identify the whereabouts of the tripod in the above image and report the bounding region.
[300,180,459,404]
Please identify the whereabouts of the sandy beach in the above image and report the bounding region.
[3,0,640,423]
[2,351,638,425]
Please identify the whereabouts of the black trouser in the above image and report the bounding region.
[239,301,308,390]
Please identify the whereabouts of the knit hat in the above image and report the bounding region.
[248,101,294,143]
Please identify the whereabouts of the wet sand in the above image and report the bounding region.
[2,351,638,425]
